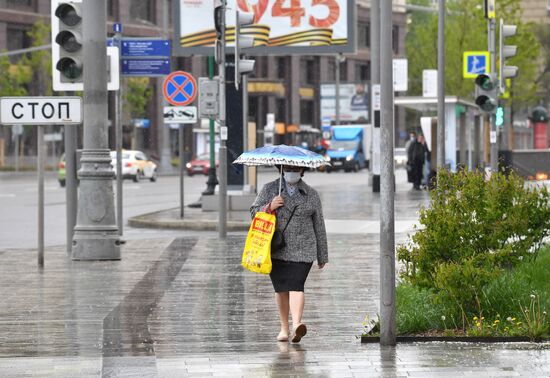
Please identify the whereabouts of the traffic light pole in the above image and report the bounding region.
[489,18,498,172]
[72,0,120,260]
[218,0,228,238]
[113,28,123,235]
[437,0,446,171]
[203,56,218,195]
[370,0,380,191]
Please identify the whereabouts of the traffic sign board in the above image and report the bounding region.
[121,39,171,57]
[163,71,197,106]
[463,51,490,79]
[121,58,171,76]
[0,97,82,125]
[163,106,197,124]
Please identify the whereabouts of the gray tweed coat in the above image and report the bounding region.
[250,178,329,264]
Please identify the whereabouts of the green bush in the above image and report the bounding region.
[397,169,550,314]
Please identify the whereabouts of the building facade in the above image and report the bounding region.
[0,0,407,166]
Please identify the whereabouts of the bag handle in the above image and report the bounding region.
[281,205,298,234]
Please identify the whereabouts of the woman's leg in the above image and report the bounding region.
[289,291,305,329]
[275,292,290,339]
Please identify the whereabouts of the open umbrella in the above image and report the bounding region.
[233,144,329,195]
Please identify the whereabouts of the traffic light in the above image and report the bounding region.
[474,73,498,112]
[234,10,255,89]
[51,0,83,91]
[499,19,518,93]
[495,106,504,127]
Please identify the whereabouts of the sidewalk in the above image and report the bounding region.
[0,172,549,377]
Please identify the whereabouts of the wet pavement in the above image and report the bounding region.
[1,170,549,377]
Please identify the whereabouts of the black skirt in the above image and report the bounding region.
[270,259,313,293]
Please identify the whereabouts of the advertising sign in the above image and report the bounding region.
[174,0,356,56]
[320,83,369,123]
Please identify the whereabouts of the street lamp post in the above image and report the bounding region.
[72,0,120,260]
[380,0,396,346]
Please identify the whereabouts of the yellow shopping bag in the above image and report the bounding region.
[241,211,276,274]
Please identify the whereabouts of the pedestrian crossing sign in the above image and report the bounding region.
[463,51,490,79]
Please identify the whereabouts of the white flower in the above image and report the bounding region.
[530,294,536,299]
[507,317,513,322]
[441,315,446,321]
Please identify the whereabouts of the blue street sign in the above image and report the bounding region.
[132,118,150,129]
[163,71,197,106]
[113,23,123,33]
[121,59,171,76]
[463,51,490,78]
[121,40,171,57]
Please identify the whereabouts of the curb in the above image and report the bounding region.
[128,209,250,231]
[361,335,548,343]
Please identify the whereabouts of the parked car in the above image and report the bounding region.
[186,153,218,176]
[110,150,158,182]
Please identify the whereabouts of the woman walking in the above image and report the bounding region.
[250,165,328,343]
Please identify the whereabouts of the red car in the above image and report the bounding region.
[186,153,218,176]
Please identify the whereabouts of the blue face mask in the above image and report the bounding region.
[284,172,301,184]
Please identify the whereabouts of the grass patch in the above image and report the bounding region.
[396,246,550,338]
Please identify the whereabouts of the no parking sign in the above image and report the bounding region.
[162,71,197,106]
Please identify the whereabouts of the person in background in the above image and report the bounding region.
[418,135,431,189]
[250,165,328,343]
[405,131,417,185]
[407,132,425,190]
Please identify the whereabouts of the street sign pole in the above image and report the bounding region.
[37,126,44,267]
[179,124,184,218]
[114,25,124,236]
[14,127,20,172]
[380,0,396,346]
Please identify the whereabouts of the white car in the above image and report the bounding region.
[394,147,407,167]
[110,150,158,182]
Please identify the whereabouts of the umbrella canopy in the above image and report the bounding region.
[233,144,328,168]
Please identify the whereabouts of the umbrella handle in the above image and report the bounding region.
[279,165,282,196]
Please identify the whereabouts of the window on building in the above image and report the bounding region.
[107,0,119,20]
[392,25,399,53]
[276,98,286,122]
[7,0,33,9]
[339,61,347,82]
[130,0,156,24]
[357,62,369,81]
[300,58,316,84]
[300,100,314,125]
[358,22,370,48]
[7,26,31,62]
[328,59,336,82]
[276,57,287,79]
